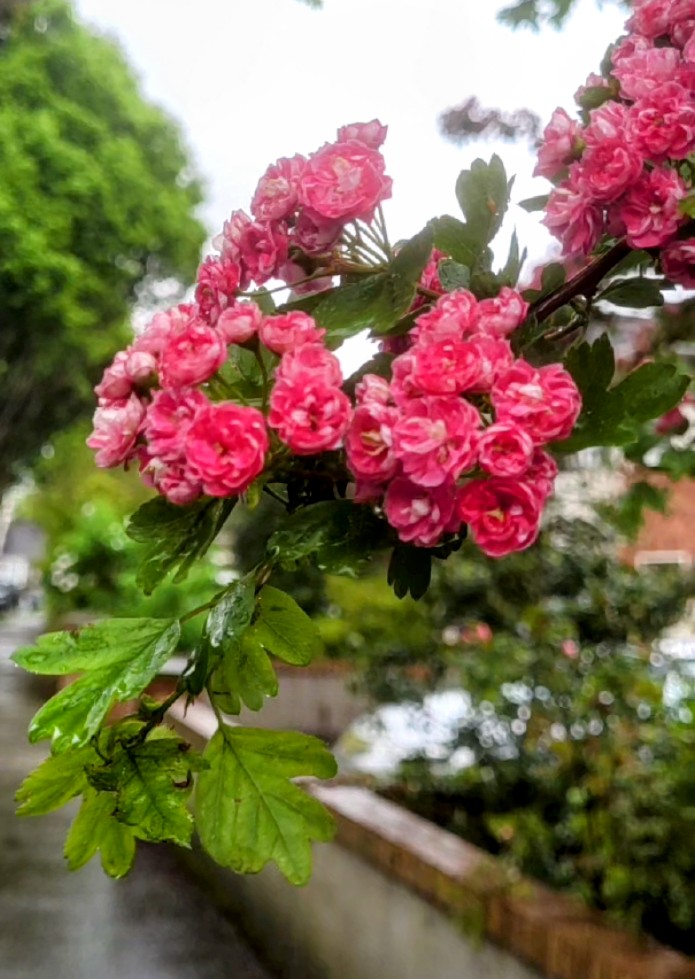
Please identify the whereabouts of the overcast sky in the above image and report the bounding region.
[73,0,627,261]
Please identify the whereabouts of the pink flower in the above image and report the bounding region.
[95,351,132,402]
[259,310,326,355]
[612,45,682,101]
[584,101,629,145]
[87,394,145,468]
[275,343,343,387]
[251,154,306,223]
[655,405,689,435]
[298,140,393,223]
[239,220,289,286]
[662,237,695,287]
[293,210,343,255]
[562,639,579,659]
[392,396,481,487]
[410,339,488,396]
[216,301,263,345]
[135,306,191,358]
[478,288,529,338]
[534,108,583,180]
[345,403,399,482]
[186,403,268,497]
[577,139,644,203]
[269,378,352,455]
[627,82,695,160]
[336,119,388,150]
[144,388,209,462]
[477,422,535,478]
[527,448,559,499]
[214,210,288,286]
[355,374,392,406]
[384,477,459,548]
[458,478,543,558]
[619,167,687,249]
[391,351,421,405]
[628,0,673,38]
[412,289,480,344]
[140,455,202,506]
[492,360,582,444]
[543,173,603,257]
[459,336,514,393]
[159,319,227,389]
[195,256,242,325]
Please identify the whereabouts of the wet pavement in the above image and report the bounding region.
[0,613,274,979]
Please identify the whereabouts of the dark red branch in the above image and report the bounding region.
[531,240,631,324]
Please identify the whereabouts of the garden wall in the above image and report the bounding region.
[169,702,695,979]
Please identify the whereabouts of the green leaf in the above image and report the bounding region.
[249,586,322,666]
[598,277,665,309]
[518,194,549,213]
[604,481,669,540]
[268,501,390,576]
[562,336,690,452]
[15,746,95,816]
[186,575,257,697]
[390,225,434,283]
[87,730,203,847]
[209,630,279,714]
[429,215,480,267]
[455,155,510,248]
[196,725,337,885]
[64,787,136,879]
[206,577,256,651]
[498,229,526,288]
[14,618,179,676]
[127,497,235,595]
[387,543,432,601]
[438,258,471,292]
[17,618,180,751]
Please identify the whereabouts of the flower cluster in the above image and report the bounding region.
[345,288,581,556]
[538,0,695,281]
[87,122,390,504]
[88,119,582,562]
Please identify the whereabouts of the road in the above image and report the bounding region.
[0,613,274,979]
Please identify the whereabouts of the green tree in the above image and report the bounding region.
[0,0,205,489]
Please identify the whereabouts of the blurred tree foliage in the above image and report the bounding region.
[0,0,205,489]
[498,0,626,29]
[21,425,222,649]
[319,513,695,951]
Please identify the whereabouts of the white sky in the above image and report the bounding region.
[73,0,627,259]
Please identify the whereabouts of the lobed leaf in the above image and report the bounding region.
[16,746,96,816]
[268,500,390,576]
[87,730,204,847]
[64,787,136,879]
[127,497,235,595]
[195,725,337,885]
[562,336,690,452]
[249,585,322,666]
[16,618,180,752]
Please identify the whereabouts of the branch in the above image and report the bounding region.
[531,239,631,324]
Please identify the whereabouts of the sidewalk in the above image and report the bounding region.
[0,613,274,979]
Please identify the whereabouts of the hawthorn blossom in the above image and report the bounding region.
[384,477,459,548]
[391,396,481,487]
[458,478,543,558]
[87,394,145,468]
[492,361,582,444]
[298,140,393,223]
[186,403,269,496]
